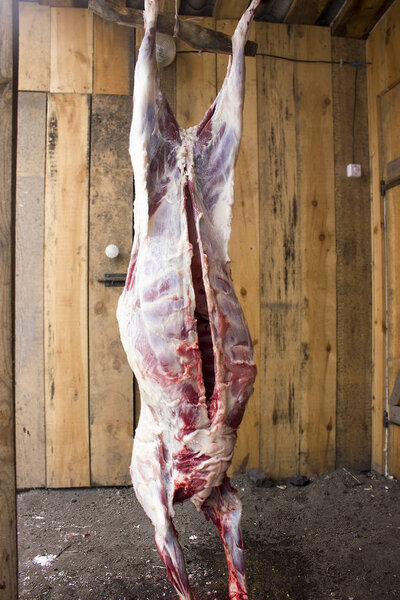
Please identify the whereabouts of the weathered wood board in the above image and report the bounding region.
[19,2,51,91]
[367,0,400,476]
[0,0,18,595]
[256,23,301,479]
[89,95,134,486]
[45,93,91,487]
[16,92,47,489]
[175,35,217,127]
[284,0,331,24]
[50,7,93,93]
[381,82,400,479]
[93,15,134,95]
[217,21,260,474]
[332,0,395,39]
[332,38,371,471]
[367,21,386,475]
[296,25,336,475]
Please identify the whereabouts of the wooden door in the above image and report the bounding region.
[380,80,400,478]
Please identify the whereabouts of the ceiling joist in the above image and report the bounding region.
[332,0,396,38]
[89,0,258,55]
[284,0,331,25]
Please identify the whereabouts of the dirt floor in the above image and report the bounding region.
[17,468,400,600]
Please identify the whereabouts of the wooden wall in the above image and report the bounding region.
[367,0,400,478]
[16,2,372,487]
[16,4,135,488]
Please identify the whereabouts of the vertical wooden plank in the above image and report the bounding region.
[367,25,387,473]
[175,18,216,128]
[217,20,260,474]
[45,94,90,488]
[0,0,17,594]
[157,0,177,110]
[332,39,372,470]
[19,2,51,92]
[257,23,301,479]
[50,8,93,93]
[296,26,336,474]
[93,16,134,95]
[89,95,134,486]
[388,423,400,478]
[15,92,47,488]
[381,82,400,479]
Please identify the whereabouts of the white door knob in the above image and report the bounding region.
[105,244,119,259]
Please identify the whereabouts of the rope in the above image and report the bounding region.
[173,0,179,37]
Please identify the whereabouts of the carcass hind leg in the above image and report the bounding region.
[201,477,249,600]
[131,452,195,600]
[154,515,196,600]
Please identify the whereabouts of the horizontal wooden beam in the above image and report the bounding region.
[88,0,258,56]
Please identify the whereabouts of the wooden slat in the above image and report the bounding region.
[284,0,331,24]
[0,0,17,594]
[93,15,134,95]
[332,39,372,470]
[213,0,249,19]
[89,95,134,486]
[388,424,400,478]
[175,19,217,128]
[50,7,93,93]
[296,25,336,474]
[332,0,395,39]
[45,94,90,488]
[19,2,51,92]
[381,82,400,478]
[15,92,47,489]
[216,20,260,474]
[366,25,386,474]
[257,23,301,479]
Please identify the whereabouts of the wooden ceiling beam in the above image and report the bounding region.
[284,0,331,24]
[89,0,258,54]
[254,0,293,22]
[332,0,396,38]
[213,0,249,19]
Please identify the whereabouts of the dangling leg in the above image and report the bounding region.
[131,436,196,600]
[201,477,248,600]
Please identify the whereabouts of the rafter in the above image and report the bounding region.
[89,0,258,55]
[332,0,396,38]
[284,0,331,25]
